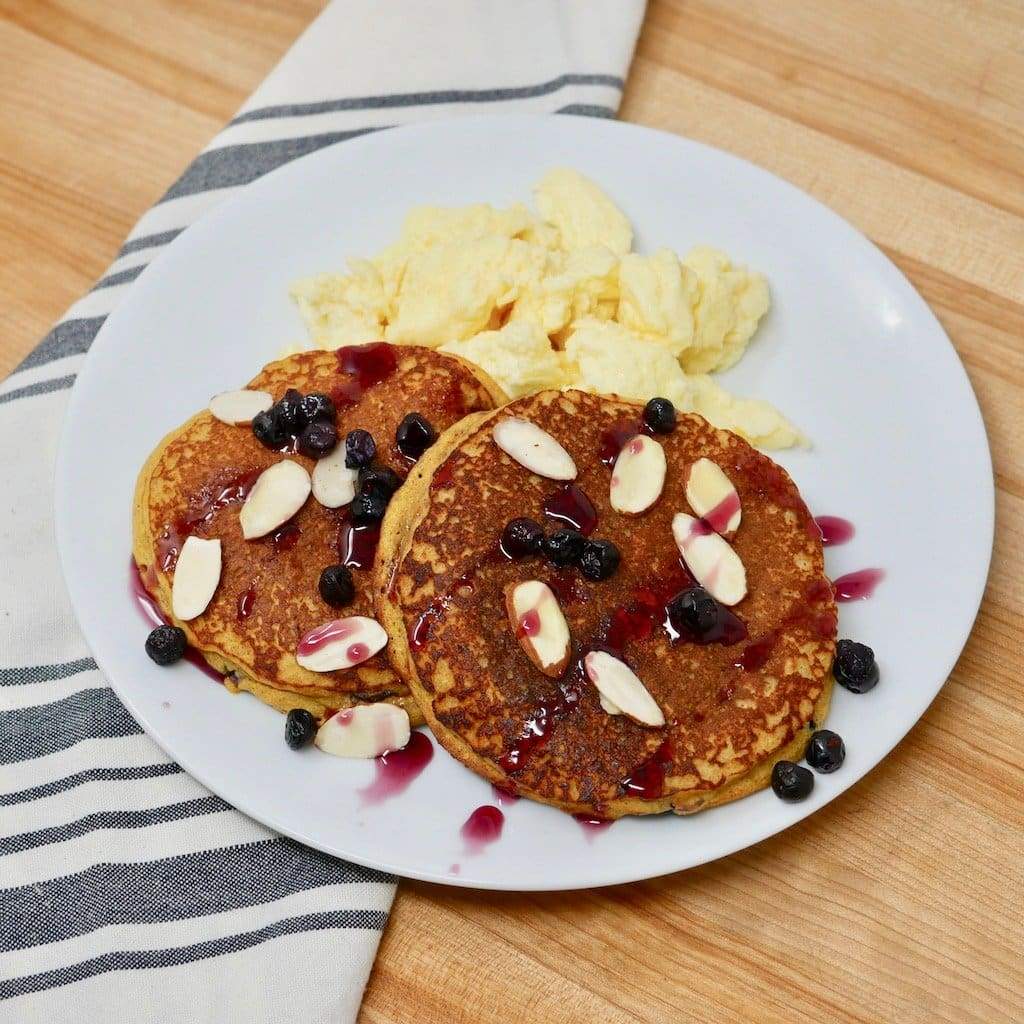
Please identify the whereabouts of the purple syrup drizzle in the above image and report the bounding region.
[461,805,504,854]
[359,731,434,804]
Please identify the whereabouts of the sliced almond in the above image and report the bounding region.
[311,444,359,509]
[208,389,273,425]
[315,704,411,759]
[685,458,741,538]
[505,580,571,677]
[492,418,576,481]
[296,616,388,672]
[584,651,665,727]
[171,536,222,621]
[672,513,747,606]
[239,460,311,539]
[610,434,666,514]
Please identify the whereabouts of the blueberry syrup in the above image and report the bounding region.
[237,585,257,621]
[129,559,224,682]
[703,491,741,535]
[732,578,837,670]
[544,570,589,607]
[734,631,778,672]
[359,731,434,804]
[449,863,461,875]
[619,738,674,800]
[270,521,301,554]
[598,419,651,468]
[431,461,456,491]
[296,619,357,658]
[332,342,398,406]
[155,467,260,571]
[337,514,380,570]
[408,545,508,651]
[833,568,885,602]
[491,784,520,805]
[814,516,855,547]
[518,609,541,637]
[461,805,504,853]
[542,483,598,536]
[573,814,613,840]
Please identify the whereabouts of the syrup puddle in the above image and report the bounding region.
[461,805,504,854]
[814,515,855,547]
[573,814,614,841]
[359,731,433,805]
[833,568,886,602]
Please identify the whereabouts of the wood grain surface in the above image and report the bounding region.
[2,2,1021,1021]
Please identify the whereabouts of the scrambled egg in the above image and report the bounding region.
[290,168,802,448]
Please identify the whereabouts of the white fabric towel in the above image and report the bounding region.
[0,2,645,1021]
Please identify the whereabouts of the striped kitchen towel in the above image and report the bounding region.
[0,1,645,1021]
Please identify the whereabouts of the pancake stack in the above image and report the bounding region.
[132,346,505,725]
[376,390,836,817]
[134,349,835,817]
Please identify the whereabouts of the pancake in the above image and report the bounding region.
[133,345,505,725]
[376,389,836,817]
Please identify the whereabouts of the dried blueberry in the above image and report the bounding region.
[285,708,318,750]
[276,388,307,434]
[500,518,544,559]
[667,587,718,638]
[542,528,586,567]
[806,729,845,773]
[832,639,879,693]
[297,420,338,459]
[579,539,621,581]
[358,465,402,498]
[344,429,377,469]
[643,396,676,434]
[771,760,814,801]
[319,564,355,607]
[351,489,388,525]
[396,412,436,460]
[145,625,187,666]
[300,392,335,423]
[252,407,290,450]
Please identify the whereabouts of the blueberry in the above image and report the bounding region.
[145,625,187,666]
[285,708,318,750]
[806,729,845,773]
[345,429,377,469]
[500,518,544,559]
[396,412,436,460]
[252,407,290,450]
[358,465,402,499]
[579,539,621,581]
[297,420,338,459]
[771,760,814,801]
[667,587,718,637]
[643,397,676,434]
[276,388,307,434]
[300,392,335,423]
[832,639,879,693]
[351,489,388,525]
[319,564,355,607]
[542,528,586,567]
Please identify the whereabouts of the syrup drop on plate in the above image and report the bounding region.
[491,784,520,806]
[359,731,434,804]
[461,805,504,854]
[129,558,225,683]
[573,814,613,841]
[814,516,855,547]
[833,568,885,601]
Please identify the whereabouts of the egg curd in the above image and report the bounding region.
[290,169,802,449]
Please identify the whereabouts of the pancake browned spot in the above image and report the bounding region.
[132,346,506,725]
[377,390,836,816]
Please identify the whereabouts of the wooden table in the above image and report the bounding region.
[3,3,1021,1020]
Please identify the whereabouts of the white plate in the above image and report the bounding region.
[55,115,993,890]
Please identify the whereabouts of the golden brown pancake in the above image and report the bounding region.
[377,389,836,816]
[133,345,505,724]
